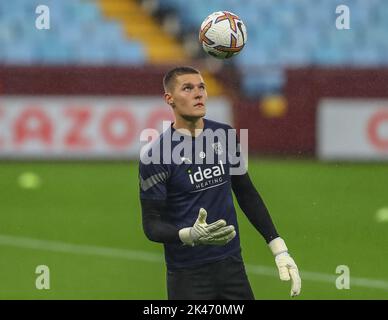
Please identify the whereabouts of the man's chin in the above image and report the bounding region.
[182,111,206,121]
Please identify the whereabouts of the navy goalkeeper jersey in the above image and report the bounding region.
[139,118,244,269]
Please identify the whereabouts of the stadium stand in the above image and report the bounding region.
[149,0,388,96]
[0,0,147,65]
[0,0,223,95]
[1,0,387,96]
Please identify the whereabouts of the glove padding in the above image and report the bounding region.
[179,208,236,246]
[269,237,301,297]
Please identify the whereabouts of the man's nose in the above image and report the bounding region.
[194,88,203,99]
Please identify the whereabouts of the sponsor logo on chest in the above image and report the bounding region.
[188,160,225,184]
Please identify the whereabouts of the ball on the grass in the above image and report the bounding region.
[375,207,388,223]
[18,172,41,189]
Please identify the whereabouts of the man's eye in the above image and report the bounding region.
[183,87,191,91]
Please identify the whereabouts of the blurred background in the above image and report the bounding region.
[0,0,388,299]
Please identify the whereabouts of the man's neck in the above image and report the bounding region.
[173,117,204,137]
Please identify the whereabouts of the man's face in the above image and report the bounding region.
[165,73,208,120]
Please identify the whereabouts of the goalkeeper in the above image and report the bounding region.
[139,66,301,299]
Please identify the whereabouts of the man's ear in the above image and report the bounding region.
[164,92,175,107]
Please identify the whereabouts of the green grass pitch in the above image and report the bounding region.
[0,159,387,299]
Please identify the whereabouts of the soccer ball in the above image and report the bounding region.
[199,11,247,59]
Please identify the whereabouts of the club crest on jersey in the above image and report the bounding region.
[211,142,223,155]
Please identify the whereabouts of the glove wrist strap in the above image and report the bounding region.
[268,237,288,256]
[179,227,195,246]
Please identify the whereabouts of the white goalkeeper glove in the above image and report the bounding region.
[179,208,236,246]
[268,237,301,297]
